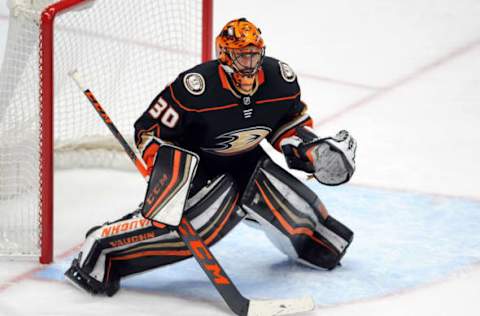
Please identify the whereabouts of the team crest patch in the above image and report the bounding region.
[278,61,296,83]
[183,72,205,95]
[201,126,272,156]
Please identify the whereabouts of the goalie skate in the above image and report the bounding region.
[64,256,120,297]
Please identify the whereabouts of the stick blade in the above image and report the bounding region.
[247,296,315,316]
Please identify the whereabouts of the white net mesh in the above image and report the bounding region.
[0,0,205,258]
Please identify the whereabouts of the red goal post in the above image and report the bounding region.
[0,0,214,264]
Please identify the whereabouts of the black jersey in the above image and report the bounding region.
[134,56,312,180]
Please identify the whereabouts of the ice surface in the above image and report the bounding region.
[35,183,480,306]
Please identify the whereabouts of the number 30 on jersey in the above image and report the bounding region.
[148,97,179,128]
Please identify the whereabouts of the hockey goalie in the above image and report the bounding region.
[65,18,357,296]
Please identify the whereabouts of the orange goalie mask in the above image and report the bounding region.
[216,18,265,79]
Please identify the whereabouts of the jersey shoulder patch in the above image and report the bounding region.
[183,72,206,95]
[278,61,296,83]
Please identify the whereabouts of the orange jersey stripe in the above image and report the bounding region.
[169,85,239,113]
[218,64,230,90]
[255,91,301,105]
[272,117,313,151]
[273,128,297,152]
[257,68,265,85]
[134,124,160,148]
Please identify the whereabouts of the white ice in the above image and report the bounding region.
[1,0,480,315]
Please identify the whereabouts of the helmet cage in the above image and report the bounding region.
[229,46,265,76]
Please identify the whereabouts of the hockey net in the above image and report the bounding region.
[0,0,213,263]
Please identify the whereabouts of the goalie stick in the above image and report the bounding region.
[68,69,315,316]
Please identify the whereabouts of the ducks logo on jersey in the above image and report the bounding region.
[202,126,271,156]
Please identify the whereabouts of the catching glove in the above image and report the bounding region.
[280,127,357,185]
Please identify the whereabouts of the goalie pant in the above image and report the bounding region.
[73,149,353,290]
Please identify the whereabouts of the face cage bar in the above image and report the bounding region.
[230,47,265,76]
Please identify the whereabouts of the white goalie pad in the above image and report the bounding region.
[241,157,354,270]
[141,144,199,226]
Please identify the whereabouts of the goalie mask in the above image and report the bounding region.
[216,18,265,81]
